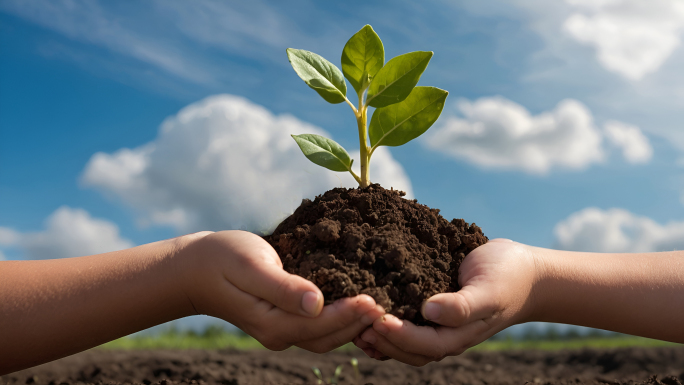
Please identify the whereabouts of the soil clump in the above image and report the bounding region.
[263,184,488,325]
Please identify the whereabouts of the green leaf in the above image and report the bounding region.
[341,25,384,94]
[291,134,353,172]
[287,48,347,104]
[366,51,433,108]
[369,86,448,148]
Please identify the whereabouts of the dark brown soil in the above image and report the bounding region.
[264,184,488,325]
[3,347,684,385]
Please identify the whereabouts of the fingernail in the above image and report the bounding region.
[301,291,321,316]
[361,313,375,325]
[375,316,389,335]
[361,331,377,345]
[423,302,441,320]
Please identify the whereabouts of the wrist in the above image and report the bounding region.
[171,231,215,316]
[523,244,555,324]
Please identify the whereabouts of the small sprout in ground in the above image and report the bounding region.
[306,250,311,255]
[332,365,343,384]
[312,367,324,384]
[311,365,343,385]
[288,25,448,188]
[350,357,361,384]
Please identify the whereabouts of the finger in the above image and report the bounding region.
[258,294,379,345]
[210,277,374,351]
[489,238,514,243]
[353,335,373,349]
[222,233,324,317]
[360,328,433,366]
[372,314,495,358]
[421,285,499,327]
[296,305,385,353]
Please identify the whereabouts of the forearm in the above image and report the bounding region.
[531,246,684,342]
[0,233,204,374]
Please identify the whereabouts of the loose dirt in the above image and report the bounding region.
[264,184,488,325]
[3,347,683,385]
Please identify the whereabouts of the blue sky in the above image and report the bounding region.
[2,0,684,264]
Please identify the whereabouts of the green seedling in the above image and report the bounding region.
[350,357,360,384]
[311,365,343,384]
[288,25,448,188]
[312,367,324,384]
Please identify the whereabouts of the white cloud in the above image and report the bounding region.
[554,207,684,252]
[563,0,684,80]
[82,94,412,234]
[0,227,20,246]
[424,96,652,174]
[603,120,653,163]
[0,251,6,261]
[423,97,605,174]
[0,207,134,260]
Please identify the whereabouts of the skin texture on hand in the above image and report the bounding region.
[0,230,384,375]
[354,239,538,365]
[180,231,385,353]
[354,239,684,366]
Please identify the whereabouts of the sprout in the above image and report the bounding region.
[350,357,360,384]
[288,25,448,188]
[312,367,324,384]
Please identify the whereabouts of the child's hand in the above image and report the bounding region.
[180,230,385,353]
[353,239,539,366]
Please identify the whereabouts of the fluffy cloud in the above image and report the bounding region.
[563,0,684,80]
[423,97,603,174]
[82,94,412,234]
[603,120,653,163]
[0,227,20,246]
[423,96,651,174]
[0,207,134,260]
[554,207,684,253]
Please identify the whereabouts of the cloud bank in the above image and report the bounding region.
[554,207,684,253]
[564,0,684,80]
[423,96,651,174]
[82,94,412,234]
[0,207,133,260]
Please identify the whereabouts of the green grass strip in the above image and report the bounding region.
[471,336,679,351]
[99,330,680,351]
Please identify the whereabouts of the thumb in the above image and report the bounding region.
[211,231,324,317]
[421,285,499,327]
[230,257,324,318]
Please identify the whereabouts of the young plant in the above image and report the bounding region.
[311,365,343,385]
[350,357,361,384]
[288,25,448,188]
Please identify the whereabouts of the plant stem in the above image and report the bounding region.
[357,88,370,188]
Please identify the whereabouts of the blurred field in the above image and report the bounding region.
[99,325,679,351]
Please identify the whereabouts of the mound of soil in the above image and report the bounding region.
[264,184,488,324]
[4,347,684,385]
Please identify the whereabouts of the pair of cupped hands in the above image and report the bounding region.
[187,231,535,367]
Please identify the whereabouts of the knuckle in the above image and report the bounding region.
[260,336,289,351]
[307,343,329,354]
[254,329,284,351]
[322,333,348,352]
[414,358,430,367]
[274,276,295,305]
[453,293,471,321]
